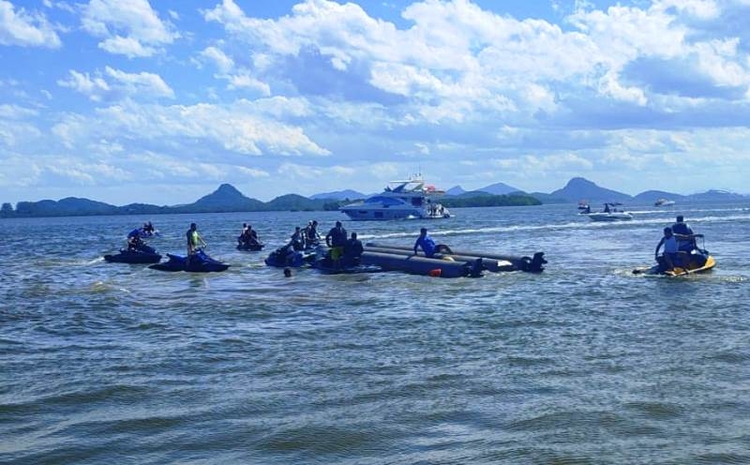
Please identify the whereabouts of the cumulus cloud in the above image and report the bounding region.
[50,98,329,161]
[0,0,61,47]
[80,0,179,57]
[4,0,750,200]
[57,67,174,101]
[196,46,271,95]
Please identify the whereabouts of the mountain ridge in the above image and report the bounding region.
[2,178,747,218]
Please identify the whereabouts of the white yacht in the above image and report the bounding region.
[339,177,452,221]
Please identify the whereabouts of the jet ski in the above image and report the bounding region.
[149,248,229,272]
[633,248,716,277]
[104,247,162,264]
[236,241,265,251]
[264,245,317,267]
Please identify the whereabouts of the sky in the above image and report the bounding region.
[1,0,750,206]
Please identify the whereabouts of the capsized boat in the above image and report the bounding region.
[360,250,483,278]
[363,243,546,277]
[149,249,229,272]
[633,248,715,277]
[339,176,451,221]
[312,255,383,274]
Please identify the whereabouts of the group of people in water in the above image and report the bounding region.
[126,214,702,275]
[231,219,364,270]
[127,219,452,270]
[279,220,364,268]
[654,215,704,271]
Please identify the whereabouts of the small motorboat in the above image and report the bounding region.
[587,211,633,221]
[633,248,716,277]
[585,203,633,221]
[104,248,162,264]
[577,200,591,214]
[654,198,676,207]
[149,248,229,272]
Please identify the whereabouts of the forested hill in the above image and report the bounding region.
[1,183,542,218]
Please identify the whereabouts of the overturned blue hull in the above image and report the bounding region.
[149,250,229,272]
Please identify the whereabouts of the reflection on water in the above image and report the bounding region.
[1,201,749,464]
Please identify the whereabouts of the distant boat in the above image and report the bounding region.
[339,176,452,221]
[583,202,633,221]
[577,200,591,214]
[654,198,676,207]
[587,211,634,221]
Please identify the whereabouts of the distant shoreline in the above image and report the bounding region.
[2,179,746,219]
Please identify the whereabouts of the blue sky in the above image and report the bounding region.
[1,0,749,205]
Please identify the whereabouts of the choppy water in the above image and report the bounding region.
[2,202,749,464]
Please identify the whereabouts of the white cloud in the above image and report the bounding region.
[653,0,719,20]
[104,67,174,98]
[0,104,39,119]
[47,161,130,184]
[195,46,271,95]
[57,67,174,101]
[225,74,271,95]
[57,70,110,101]
[199,46,234,73]
[5,0,750,201]
[0,0,61,47]
[81,0,179,57]
[49,98,329,159]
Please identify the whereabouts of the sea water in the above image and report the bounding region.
[1,202,749,464]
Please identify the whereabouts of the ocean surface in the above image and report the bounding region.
[1,201,749,464]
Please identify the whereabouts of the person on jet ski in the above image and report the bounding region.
[289,226,305,251]
[671,215,699,251]
[142,221,155,235]
[127,229,144,252]
[304,220,321,246]
[326,221,348,267]
[238,223,260,247]
[186,222,207,256]
[342,232,364,266]
[654,227,680,271]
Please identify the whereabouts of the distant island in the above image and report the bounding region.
[1,177,746,219]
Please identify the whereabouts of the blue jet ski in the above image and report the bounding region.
[104,243,161,264]
[149,248,229,272]
[264,245,316,268]
[237,241,265,251]
[104,247,162,264]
